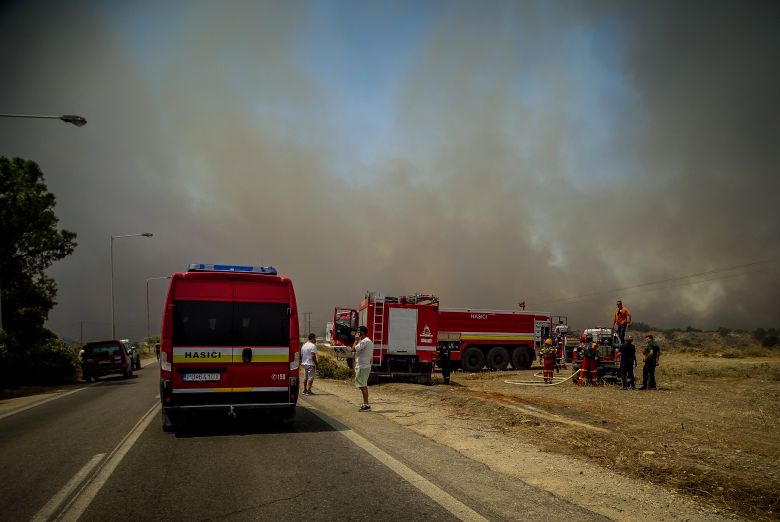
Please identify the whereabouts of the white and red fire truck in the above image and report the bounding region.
[330,292,561,382]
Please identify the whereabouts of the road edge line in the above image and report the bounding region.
[306,406,489,522]
[31,453,106,522]
[57,402,160,522]
[0,385,94,422]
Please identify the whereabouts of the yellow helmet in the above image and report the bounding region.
[545,338,553,346]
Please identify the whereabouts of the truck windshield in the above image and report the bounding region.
[173,300,289,347]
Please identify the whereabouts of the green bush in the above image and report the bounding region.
[717,327,731,336]
[316,356,354,380]
[0,334,79,388]
[762,335,778,348]
[26,339,80,385]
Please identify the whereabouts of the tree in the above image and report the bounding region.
[0,157,77,345]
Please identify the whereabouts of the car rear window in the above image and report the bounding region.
[84,343,121,356]
[173,301,289,347]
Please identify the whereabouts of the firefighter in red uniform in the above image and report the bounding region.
[578,333,600,385]
[539,338,556,384]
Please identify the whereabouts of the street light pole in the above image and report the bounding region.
[111,233,153,339]
[146,276,170,340]
[0,113,87,127]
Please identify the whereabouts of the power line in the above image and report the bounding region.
[537,259,779,307]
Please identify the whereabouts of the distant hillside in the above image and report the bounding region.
[638,329,778,357]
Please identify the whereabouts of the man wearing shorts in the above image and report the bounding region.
[300,333,318,395]
[352,326,374,411]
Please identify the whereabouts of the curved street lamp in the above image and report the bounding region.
[111,233,154,339]
[0,113,87,127]
[0,112,88,332]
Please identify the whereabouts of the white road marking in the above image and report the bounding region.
[57,403,160,522]
[307,407,489,522]
[0,385,95,421]
[31,453,105,522]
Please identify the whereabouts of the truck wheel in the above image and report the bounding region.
[486,346,510,371]
[510,347,531,370]
[461,347,485,372]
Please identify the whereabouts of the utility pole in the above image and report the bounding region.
[303,312,312,336]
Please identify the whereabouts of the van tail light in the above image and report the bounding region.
[289,351,300,371]
[160,351,172,373]
[289,377,299,403]
[114,356,122,362]
[160,339,172,375]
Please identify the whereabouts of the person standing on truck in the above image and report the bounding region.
[301,333,318,395]
[613,300,632,343]
[619,335,637,389]
[352,326,374,411]
[578,334,599,385]
[539,338,556,384]
[640,335,661,390]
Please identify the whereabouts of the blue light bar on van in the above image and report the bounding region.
[187,263,278,275]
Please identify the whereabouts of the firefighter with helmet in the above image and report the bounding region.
[578,333,600,385]
[539,338,556,384]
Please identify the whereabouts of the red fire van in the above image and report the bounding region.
[159,264,300,431]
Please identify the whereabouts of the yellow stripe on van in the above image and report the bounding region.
[173,348,233,363]
[172,347,288,363]
[232,347,289,363]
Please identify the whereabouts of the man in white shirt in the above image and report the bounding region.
[351,326,374,411]
[300,333,318,395]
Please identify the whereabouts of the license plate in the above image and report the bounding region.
[183,373,220,382]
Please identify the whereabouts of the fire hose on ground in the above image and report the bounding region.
[505,369,583,386]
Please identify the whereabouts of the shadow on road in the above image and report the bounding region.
[172,407,341,438]
[91,375,140,386]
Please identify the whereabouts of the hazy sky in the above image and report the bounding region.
[1,0,778,340]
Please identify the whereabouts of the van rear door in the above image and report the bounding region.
[232,280,291,399]
[171,279,234,393]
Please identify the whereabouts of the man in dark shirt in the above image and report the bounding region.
[437,343,452,385]
[619,335,637,389]
[640,335,661,390]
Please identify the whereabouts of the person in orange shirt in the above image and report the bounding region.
[613,299,631,343]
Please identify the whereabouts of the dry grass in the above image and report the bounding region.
[373,352,780,521]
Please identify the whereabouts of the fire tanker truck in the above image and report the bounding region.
[330,291,562,383]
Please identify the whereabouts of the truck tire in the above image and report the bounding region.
[486,346,510,371]
[461,347,486,372]
[510,347,532,370]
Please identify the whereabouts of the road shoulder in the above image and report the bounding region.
[305,378,737,522]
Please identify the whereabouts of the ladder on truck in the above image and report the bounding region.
[372,295,385,366]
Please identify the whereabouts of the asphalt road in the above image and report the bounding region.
[0,361,604,521]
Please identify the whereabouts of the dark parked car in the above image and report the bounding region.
[80,340,134,382]
[122,339,141,370]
